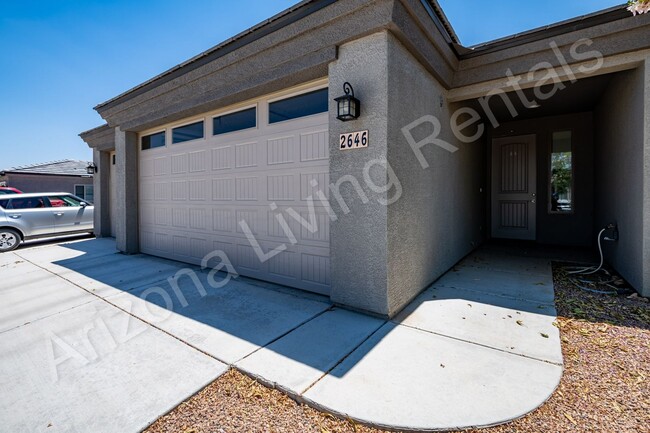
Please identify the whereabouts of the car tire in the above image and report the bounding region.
[0,228,21,252]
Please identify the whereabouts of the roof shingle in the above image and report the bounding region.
[2,159,92,177]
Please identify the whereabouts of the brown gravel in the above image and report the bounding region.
[145,264,650,433]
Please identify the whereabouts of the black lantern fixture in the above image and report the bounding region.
[86,162,97,175]
[334,82,360,121]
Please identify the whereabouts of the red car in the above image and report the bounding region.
[0,187,66,206]
[0,187,22,195]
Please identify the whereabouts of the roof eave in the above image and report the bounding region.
[458,4,631,59]
[93,0,332,113]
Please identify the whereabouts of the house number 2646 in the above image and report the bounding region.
[339,130,369,151]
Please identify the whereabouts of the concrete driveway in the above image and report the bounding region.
[0,238,563,432]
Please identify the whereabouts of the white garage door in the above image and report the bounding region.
[138,85,331,294]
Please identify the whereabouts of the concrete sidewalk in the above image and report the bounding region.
[1,238,562,432]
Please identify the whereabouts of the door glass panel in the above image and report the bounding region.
[142,131,166,150]
[172,121,204,144]
[213,107,256,135]
[269,88,328,124]
[550,131,573,213]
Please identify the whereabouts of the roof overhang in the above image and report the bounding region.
[79,124,114,151]
[82,0,650,134]
[93,0,458,132]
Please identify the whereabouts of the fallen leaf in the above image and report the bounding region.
[564,413,577,425]
[516,320,524,326]
[541,333,549,338]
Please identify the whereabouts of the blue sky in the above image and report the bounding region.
[1,0,624,168]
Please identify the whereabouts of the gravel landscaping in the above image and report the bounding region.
[145,263,649,433]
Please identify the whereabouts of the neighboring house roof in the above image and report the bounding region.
[1,160,92,177]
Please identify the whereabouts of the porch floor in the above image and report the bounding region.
[304,244,564,430]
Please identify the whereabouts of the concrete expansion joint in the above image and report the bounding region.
[439,284,556,307]
[234,306,336,366]
[299,318,389,395]
[0,297,97,335]
[13,251,225,365]
[392,320,564,367]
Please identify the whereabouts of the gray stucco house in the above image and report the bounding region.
[0,160,94,201]
[80,0,650,317]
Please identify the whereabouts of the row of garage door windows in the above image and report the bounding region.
[141,87,329,151]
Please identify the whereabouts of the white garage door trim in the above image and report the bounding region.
[138,81,331,295]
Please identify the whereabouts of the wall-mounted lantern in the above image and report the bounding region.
[86,162,97,175]
[334,82,360,121]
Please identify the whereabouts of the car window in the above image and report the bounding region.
[8,197,47,209]
[0,199,8,208]
[46,195,83,207]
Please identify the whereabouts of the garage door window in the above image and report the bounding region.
[269,88,328,124]
[213,107,256,135]
[172,121,204,144]
[142,131,165,150]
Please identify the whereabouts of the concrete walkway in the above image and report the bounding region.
[0,238,562,432]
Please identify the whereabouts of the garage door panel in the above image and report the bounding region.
[154,207,171,226]
[171,153,189,174]
[140,95,329,294]
[300,129,329,162]
[267,173,295,201]
[212,146,232,170]
[235,142,259,168]
[212,209,233,233]
[172,208,188,228]
[300,172,329,200]
[188,150,207,172]
[234,177,258,201]
[154,156,170,176]
[171,180,188,201]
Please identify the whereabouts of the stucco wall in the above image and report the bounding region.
[329,31,485,317]
[385,32,484,316]
[594,65,648,296]
[114,128,139,254]
[328,32,391,316]
[2,174,93,195]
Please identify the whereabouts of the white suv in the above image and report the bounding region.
[0,193,94,252]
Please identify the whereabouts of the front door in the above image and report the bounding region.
[491,134,537,240]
